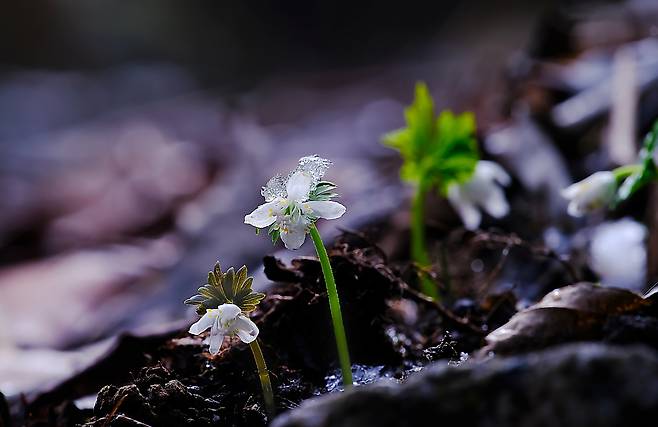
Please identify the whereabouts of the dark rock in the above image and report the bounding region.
[0,392,9,427]
[603,315,658,350]
[272,343,658,427]
[483,283,654,355]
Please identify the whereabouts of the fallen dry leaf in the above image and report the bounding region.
[483,282,655,355]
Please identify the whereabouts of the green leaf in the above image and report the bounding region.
[616,120,658,204]
[309,181,339,201]
[381,82,479,193]
[268,224,281,244]
[184,262,266,313]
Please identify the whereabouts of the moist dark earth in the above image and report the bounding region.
[20,230,658,426]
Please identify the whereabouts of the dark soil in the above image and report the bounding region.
[24,228,658,427]
[22,231,527,426]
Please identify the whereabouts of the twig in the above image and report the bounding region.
[400,283,486,336]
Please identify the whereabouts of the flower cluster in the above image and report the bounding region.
[245,155,346,249]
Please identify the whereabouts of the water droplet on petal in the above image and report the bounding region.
[261,174,287,202]
[294,155,332,186]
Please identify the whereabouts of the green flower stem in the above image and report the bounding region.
[249,340,275,418]
[613,164,642,183]
[309,224,353,388]
[411,184,438,299]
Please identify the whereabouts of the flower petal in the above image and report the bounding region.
[286,171,313,202]
[244,200,281,228]
[208,318,225,355]
[305,201,346,220]
[233,314,259,343]
[448,185,482,230]
[477,160,511,186]
[479,186,509,219]
[188,311,215,335]
[217,303,241,323]
[567,201,585,217]
[560,183,580,199]
[561,171,616,217]
[280,225,307,250]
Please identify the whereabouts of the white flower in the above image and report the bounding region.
[447,160,511,230]
[561,171,616,217]
[590,218,647,290]
[245,155,346,250]
[189,303,259,355]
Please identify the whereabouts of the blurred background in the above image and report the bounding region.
[2,0,658,413]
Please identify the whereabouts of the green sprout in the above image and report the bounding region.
[382,82,480,299]
[185,263,274,418]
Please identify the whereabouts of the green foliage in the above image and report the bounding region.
[184,262,266,315]
[268,224,281,244]
[616,120,658,204]
[309,181,338,201]
[382,82,479,194]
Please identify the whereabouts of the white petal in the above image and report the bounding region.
[561,171,616,217]
[208,318,225,355]
[286,171,313,202]
[480,186,509,218]
[477,160,511,186]
[305,201,346,220]
[188,311,215,335]
[280,226,307,250]
[233,314,259,344]
[448,186,482,230]
[245,200,281,228]
[567,201,585,217]
[560,183,580,199]
[216,303,241,323]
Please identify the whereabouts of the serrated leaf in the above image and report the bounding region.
[184,263,265,313]
[223,267,235,301]
[183,295,206,305]
[240,276,254,294]
[381,82,479,193]
[309,181,339,202]
[234,265,248,296]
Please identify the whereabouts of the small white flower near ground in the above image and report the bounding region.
[590,218,647,291]
[561,171,616,217]
[189,303,259,355]
[447,160,511,230]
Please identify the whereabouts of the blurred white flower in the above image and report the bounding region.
[561,171,616,217]
[590,218,647,290]
[245,155,346,250]
[189,303,259,354]
[447,160,511,230]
